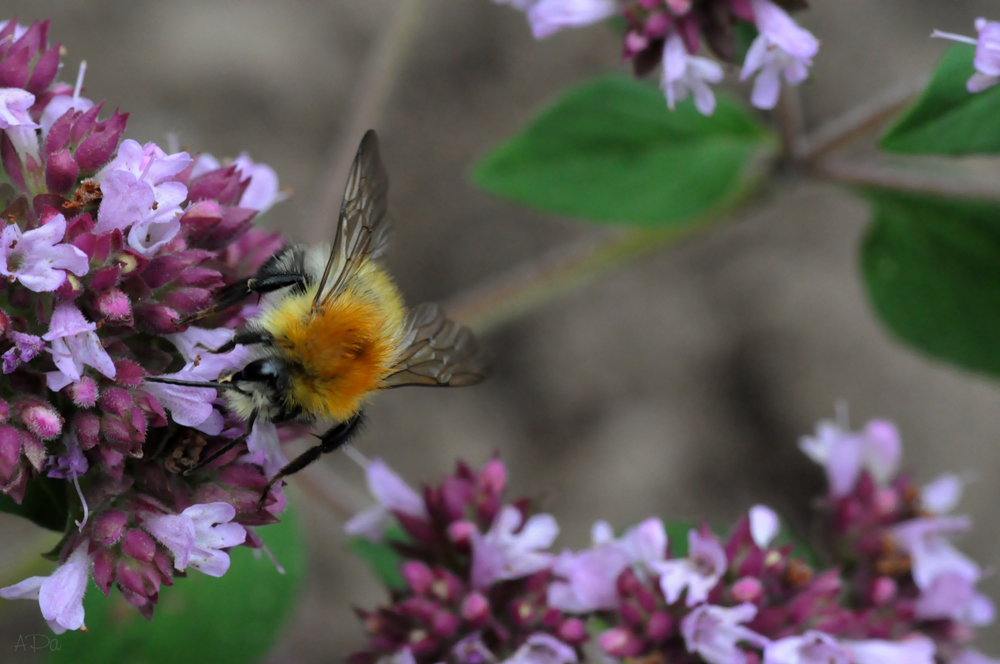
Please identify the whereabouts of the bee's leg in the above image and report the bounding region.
[178,274,305,326]
[210,330,273,354]
[183,411,258,476]
[257,412,365,508]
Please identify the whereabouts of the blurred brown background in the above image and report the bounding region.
[3,0,1000,661]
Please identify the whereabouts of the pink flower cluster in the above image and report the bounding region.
[493,0,818,115]
[348,417,996,664]
[933,17,1000,93]
[0,18,292,632]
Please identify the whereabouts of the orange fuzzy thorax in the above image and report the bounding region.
[262,266,406,422]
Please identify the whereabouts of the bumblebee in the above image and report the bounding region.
[151,131,487,494]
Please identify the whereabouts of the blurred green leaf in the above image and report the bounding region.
[348,525,408,591]
[665,521,695,557]
[47,502,305,664]
[861,189,1000,378]
[0,476,69,533]
[473,75,776,227]
[881,45,1000,154]
[734,20,759,63]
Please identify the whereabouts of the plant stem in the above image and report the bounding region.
[800,77,924,163]
[811,154,1000,201]
[304,0,426,242]
[777,85,806,161]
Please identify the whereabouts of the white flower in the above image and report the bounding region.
[661,33,724,116]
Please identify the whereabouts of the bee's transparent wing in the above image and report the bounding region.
[312,130,393,310]
[383,303,489,388]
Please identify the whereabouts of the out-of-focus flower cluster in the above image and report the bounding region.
[348,416,996,664]
[933,17,1000,93]
[0,18,290,633]
[493,0,818,115]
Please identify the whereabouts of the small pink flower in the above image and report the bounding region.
[142,502,246,577]
[933,18,1000,93]
[799,419,900,497]
[661,33,724,116]
[891,516,980,590]
[764,631,850,664]
[0,87,38,129]
[471,504,558,588]
[0,542,90,633]
[2,331,43,374]
[0,213,89,293]
[502,633,578,664]
[140,370,223,434]
[344,458,429,541]
[681,603,770,664]
[740,0,819,110]
[244,419,287,479]
[43,302,117,391]
[654,528,727,606]
[842,636,936,664]
[921,473,967,515]
[524,0,618,39]
[749,504,779,548]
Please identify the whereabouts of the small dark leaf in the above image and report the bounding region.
[0,476,70,532]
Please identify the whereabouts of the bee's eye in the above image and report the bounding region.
[237,359,287,389]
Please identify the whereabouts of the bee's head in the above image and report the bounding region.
[232,358,291,393]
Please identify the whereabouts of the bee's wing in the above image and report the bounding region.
[383,303,489,388]
[312,130,393,310]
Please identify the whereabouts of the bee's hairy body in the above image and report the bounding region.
[226,244,407,426]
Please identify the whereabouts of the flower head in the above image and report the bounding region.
[933,18,1000,93]
[661,33,724,116]
[472,504,558,588]
[740,0,819,109]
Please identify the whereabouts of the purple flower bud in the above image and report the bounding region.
[732,576,764,603]
[179,199,222,240]
[0,425,22,480]
[66,376,99,408]
[555,617,587,645]
[93,509,129,546]
[44,149,79,194]
[620,602,646,628]
[98,387,133,418]
[431,570,462,603]
[599,627,645,658]
[75,110,128,173]
[100,413,132,451]
[402,561,434,595]
[174,267,223,289]
[510,599,537,627]
[26,45,59,95]
[1,132,26,192]
[134,302,180,335]
[162,288,213,316]
[447,520,476,545]
[70,103,102,144]
[116,560,148,596]
[19,431,45,471]
[646,611,674,642]
[95,288,132,324]
[461,592,490,628]
[431,610,459,638]
[187,165,247,206]
[88,265,121,291]
[17,399,63,440]
[92,547,115,596]
[479,458,506,495]
[203,207,256,249]
[122,529,157,563]
[870,576,897,606]
[74,410,101,449]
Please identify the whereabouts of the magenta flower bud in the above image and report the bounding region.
[44,148,79,194]
[17,399,63,440]
[56,273,84,301]
[89,265,121,291]
[875,487,899,516]
[431,610,459,638]
[67,376,99,408]
[187,165,247,206]
[599,627,645,658]
[44,109,76,157]
[620,602,646,628]
[460,592,490,628]
[646,611,674,642]
[122,529,157,563]
[731,576,764,603]
[74,410,101,449]
[93,509,129,546]
[510,599,537,627]
[134,302,179,335]
[2,133,26,192]
[26,44,59,95]
[162,288,213,316]
[402,561,434,595]
[95,288,132,324]
[100,413,133,450]
[447,519,476,545]
[98,387,133,418]
[116,560,148,596]
[407,629,438,657]
[19,431,45,472]
[870,576,897,605]
[203,207,256,249]
[174,267,224,289]
[91,547,116,597]
[75,110,128,172]
[479,458,506,495]
[113,359,146,387]
[179,199,223,239]
[431,570,462,603]
[0,425,22,481]
[0,310,9,339]
[70,103,102,144]
[558,617,588,645]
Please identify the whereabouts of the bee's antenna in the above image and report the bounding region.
[144,376,239,391]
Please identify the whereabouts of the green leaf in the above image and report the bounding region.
[0,476,70,532]
[881,45,1000,155]
[665,521,695,557]
[46,502,305,664]
[473,75,776,227]
[348,525,408,591]
[861,189,1000,378]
